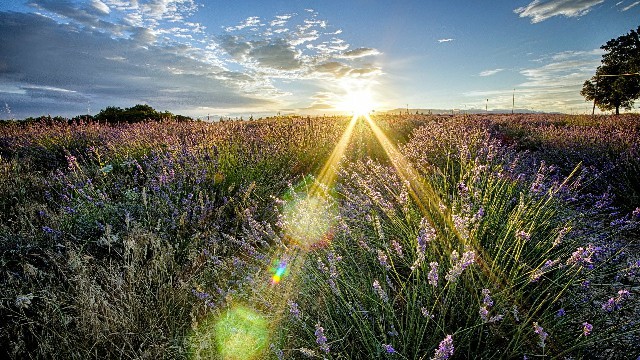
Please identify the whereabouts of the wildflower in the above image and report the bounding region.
[315,322,330,353]
[378,249,391,270]
[633,207,640,219]
[473,206,485,222]
[373,280,389,303]
[482,288,494,307]
[582,322,593,336]
[270,343,284,360]
[530,259,559,282]
[556,308,566,317]
[386,324,399,337]
[288,299,301,320]
[191,288,210,300]
[445,250,475,282]
[391,239,403,257]
[421,307,434,319]
[512,305,520,322]
[432,334,454,360]
[602,289,631,311]
[382,344,395,354]
[516,230,530,242]
[533,322,548,348]
[417,219,435,254]
[15,293,34,310]
[553,227,569,247]
[42,226,55,234]
[428,262,439,287]
[567,244,601,269]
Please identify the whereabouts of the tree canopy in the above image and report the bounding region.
[94,104,190,123]
[581,26,640,115]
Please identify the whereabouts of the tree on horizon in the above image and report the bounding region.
[581,26,640,115]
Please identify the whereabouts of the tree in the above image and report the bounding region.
[581,26,640,115]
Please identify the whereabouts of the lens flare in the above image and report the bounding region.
[214,306,269,360]
[270,259,289,284]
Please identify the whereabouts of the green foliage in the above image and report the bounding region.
[94,104,184,123]
[582,26,640,114]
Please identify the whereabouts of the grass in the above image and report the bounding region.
[1,114,638,359]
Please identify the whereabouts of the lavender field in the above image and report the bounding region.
[1,114,639,359]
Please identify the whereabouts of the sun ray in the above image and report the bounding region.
[362,113,506,288]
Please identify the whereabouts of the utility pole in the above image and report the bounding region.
[512,89,515,114]
[486,99,488,112]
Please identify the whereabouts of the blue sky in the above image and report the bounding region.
[0,0,638,118]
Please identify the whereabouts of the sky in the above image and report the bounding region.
[0,0,639,119]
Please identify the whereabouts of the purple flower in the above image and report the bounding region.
[42,226,55,234]
[567,244,601,269]
[191,288,210,300]
[378,249,391,270]
[315,322,330,353]
[602,289,631,311]
[556,308,566,317]
[288,299,301,320]
[516,230,530,242]
[482,288,494,307]
[373,280,389,303]
[428,262,439,287]
[582,322,593,336]
[432,335,454,360]
[391,240,403,257]
[533,322,548,348]
[445,250,475,282]
[382,344,395,354]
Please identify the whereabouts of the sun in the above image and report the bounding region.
[337,83,376,116]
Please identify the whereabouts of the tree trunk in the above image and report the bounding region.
[616,105,620,115]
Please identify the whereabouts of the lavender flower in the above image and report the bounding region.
[428,262,439,287]
[516,230,530,242]
[421,307,434,319]
[382,344,395,354]
[391,239,403,257]
[378,249,391,270]
[191,288,210,300]
[288,299,301,320]
[432,334,454,360]
[373,279,389,303]
[602,289,631,311]
[15,293,34,310]
[315,322,330,353]
[582,322,593,336]
[556,308,566,317]
[533,322,548,348]
[567,244,601,269]
[445,250,475,282]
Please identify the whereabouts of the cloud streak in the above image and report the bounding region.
[479,69,504,77]
[620,1,640,11]
[514,0,604,23]
[438,38,454,43]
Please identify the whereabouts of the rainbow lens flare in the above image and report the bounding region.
[270,259,289,284]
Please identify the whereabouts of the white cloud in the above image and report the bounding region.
[438,38,454,43]
[91,0,110,14]
[4,3,383,117]
[621,1,640,10]
[514,0,604,23]
[339,48,381,59]
[479,68,504,76]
